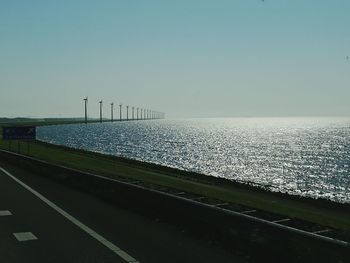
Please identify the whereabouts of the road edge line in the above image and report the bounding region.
[0,166,139,263]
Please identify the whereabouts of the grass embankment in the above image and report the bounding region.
[0,136,349,231]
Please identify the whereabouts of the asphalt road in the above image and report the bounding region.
[0,160,247,263]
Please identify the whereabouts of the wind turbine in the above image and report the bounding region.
[137,107,139,120]
[110,102,114,122]
[119,103,122,121]
[132,106,135,120]
[126,105,129,121]
[99,100,103,123]
[83,97,88,124]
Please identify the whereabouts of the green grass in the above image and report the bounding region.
[0,136,349,231]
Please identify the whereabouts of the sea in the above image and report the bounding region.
[37,118,350,203]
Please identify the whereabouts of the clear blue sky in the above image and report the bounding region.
[1,0,349,118]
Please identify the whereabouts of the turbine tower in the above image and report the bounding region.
[126,106,129,121]
[83,97,88,124]
[99,100,103,123]
[110,102,114,122]
[132,106,135,120]
[137,107,139,120]
[119,103,122,121]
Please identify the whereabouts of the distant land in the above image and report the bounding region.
[0,117,130,127]
[0,117,95,126]
[0,117,82,123]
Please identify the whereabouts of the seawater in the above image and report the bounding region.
[37,118,350,203]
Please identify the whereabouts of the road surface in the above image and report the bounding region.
[0,160,247,263]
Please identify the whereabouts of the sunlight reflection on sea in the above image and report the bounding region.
[37,118,350,203]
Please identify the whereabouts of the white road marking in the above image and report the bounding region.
[13,232,38,242]
[273,218,291,223]
[0,210,12,216]
[192,196,206,201]
[241,210,256,214]
[313,229,331,235]
[215,202,229,207]
[0,166,139,263]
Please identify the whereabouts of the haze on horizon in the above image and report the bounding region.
[1,0,349,119]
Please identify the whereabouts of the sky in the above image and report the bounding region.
[0,0,350,118]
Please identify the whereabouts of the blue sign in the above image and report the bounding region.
[2,126,36,140]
